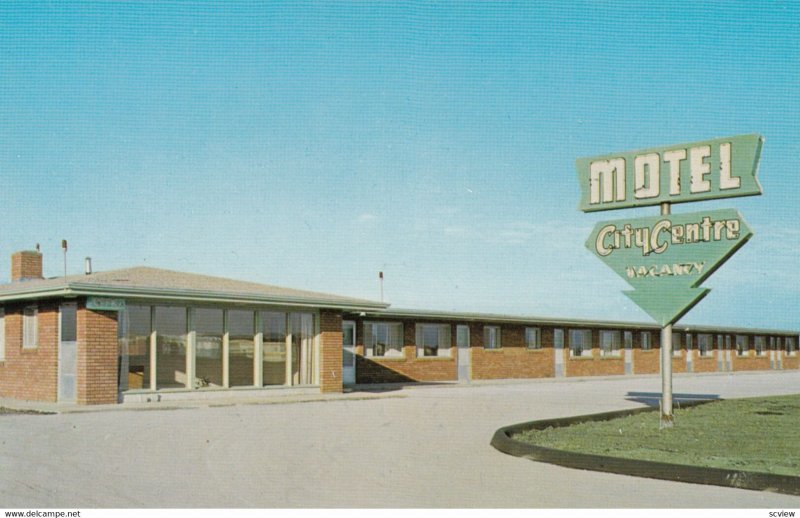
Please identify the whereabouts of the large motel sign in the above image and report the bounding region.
[576,134,763,426]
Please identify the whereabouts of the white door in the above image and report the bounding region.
[58,303,78,402]
[457,325,470,382]
[342,321,356,385]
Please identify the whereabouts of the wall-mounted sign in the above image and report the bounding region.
[586,208,753,325]
[576,134,763,212]
[86,297,126,312]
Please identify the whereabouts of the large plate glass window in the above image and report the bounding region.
[228,310,255,387]
[120,305,152,391]
[194,308,223,388]
[262,311,287,385]
[155,306,187,388]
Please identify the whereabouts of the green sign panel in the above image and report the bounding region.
[577,134,763,212]
[86,297,126,312]
[586,208,753,326]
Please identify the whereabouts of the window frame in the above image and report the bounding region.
[415,323,451,358]
[483,326,501,350]
[785,337,797,356]
[599,329,621,357]
[735,335,749,357]
[365,321,404,358]
[525,327,542,350]
[754,336,767,357]
[672,332,682,357]
[641,331,652,351]
[569,328,592,358]
[697,333,713,357]
[22,305,38,349]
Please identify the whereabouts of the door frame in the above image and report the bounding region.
[342,320,356,385]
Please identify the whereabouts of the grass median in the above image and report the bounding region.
[513,394,800,477]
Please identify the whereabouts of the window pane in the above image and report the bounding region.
[120,305,151,391]
[262,311,286,385]
[422,325,438,356]
[526,328,541,350]
[61,304,77,342]
[600,330,620,356]
[228,310,254,387]
[290,313,315,385]
[155,306,187,388]
[194,308,223,388]
[484,326,500,350]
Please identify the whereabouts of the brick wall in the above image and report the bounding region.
[732,352,771,371]
[0,301,59,402]
[76,303,119,404]
[319,310,343,393]
[354,318,457,383]
[563,328,625,377]
[471,324,554,380]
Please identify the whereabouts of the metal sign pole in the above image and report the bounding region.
[660,202,674,428]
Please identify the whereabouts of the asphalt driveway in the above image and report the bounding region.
[2,371,799,508]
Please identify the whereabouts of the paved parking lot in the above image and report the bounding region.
[2,371,799,508]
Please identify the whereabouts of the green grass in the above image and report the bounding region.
[513,394,800,477]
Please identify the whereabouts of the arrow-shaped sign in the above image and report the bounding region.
[586,208,753,326]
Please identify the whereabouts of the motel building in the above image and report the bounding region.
[0,250,797,405]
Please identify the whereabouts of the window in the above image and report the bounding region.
[262,311,287,385]
[23,306,38,349]
[754,336,766,356]
[735,335,749,356]
[786,337,797,356]
[672,333,682,356]
[483,326,501,350]
[365,322,404,358]
[569,329,592,357]
[641,331,652,351]
[698,334,713,357]
[194,308,223,388]
[599,330,621,357]
[119,305,152,391]
[685,333,693,352]
[416,324,451,357]
[228,310,255,387]
[155,306,187,388]
[0,308,4,361]
[525,327,542,350]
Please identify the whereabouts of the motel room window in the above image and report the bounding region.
[262,311,287,385]
[786,337,797,356]
[697,334,713,357]
[525,327,542,350]
[754,336,766,356]
[194,308,224,388]
[22,306,38,349]
[672,333,682,357]
[228,310,255,387]
[0,308,4,361]
[416,323,451,358]
[365,322,404,358]
[483,326,501,350]
[599,330,621,357]
[569,329,592,357]
[154,306,188,389]
[640,331,652,351]
[735,335,749,356]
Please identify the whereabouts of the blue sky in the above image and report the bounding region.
[1,1,798,329]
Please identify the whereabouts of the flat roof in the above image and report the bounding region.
[0,266,389,312]
[353,307,799,336]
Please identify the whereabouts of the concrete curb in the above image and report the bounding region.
[490,404,800,497]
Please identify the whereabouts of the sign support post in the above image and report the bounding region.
[659,201,674,428]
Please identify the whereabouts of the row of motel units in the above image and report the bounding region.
[0,250,797,405]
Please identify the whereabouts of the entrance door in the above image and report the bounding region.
[342,321,356,385]
[457,325,470,382]
[58,303,78,402]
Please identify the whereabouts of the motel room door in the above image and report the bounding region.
[457,325,470,382]
[342,321,356,385]
[58,303,78,403]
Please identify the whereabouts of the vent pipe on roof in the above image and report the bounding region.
[85,257,92,275]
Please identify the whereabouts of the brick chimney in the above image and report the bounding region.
[11,250,43,282]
